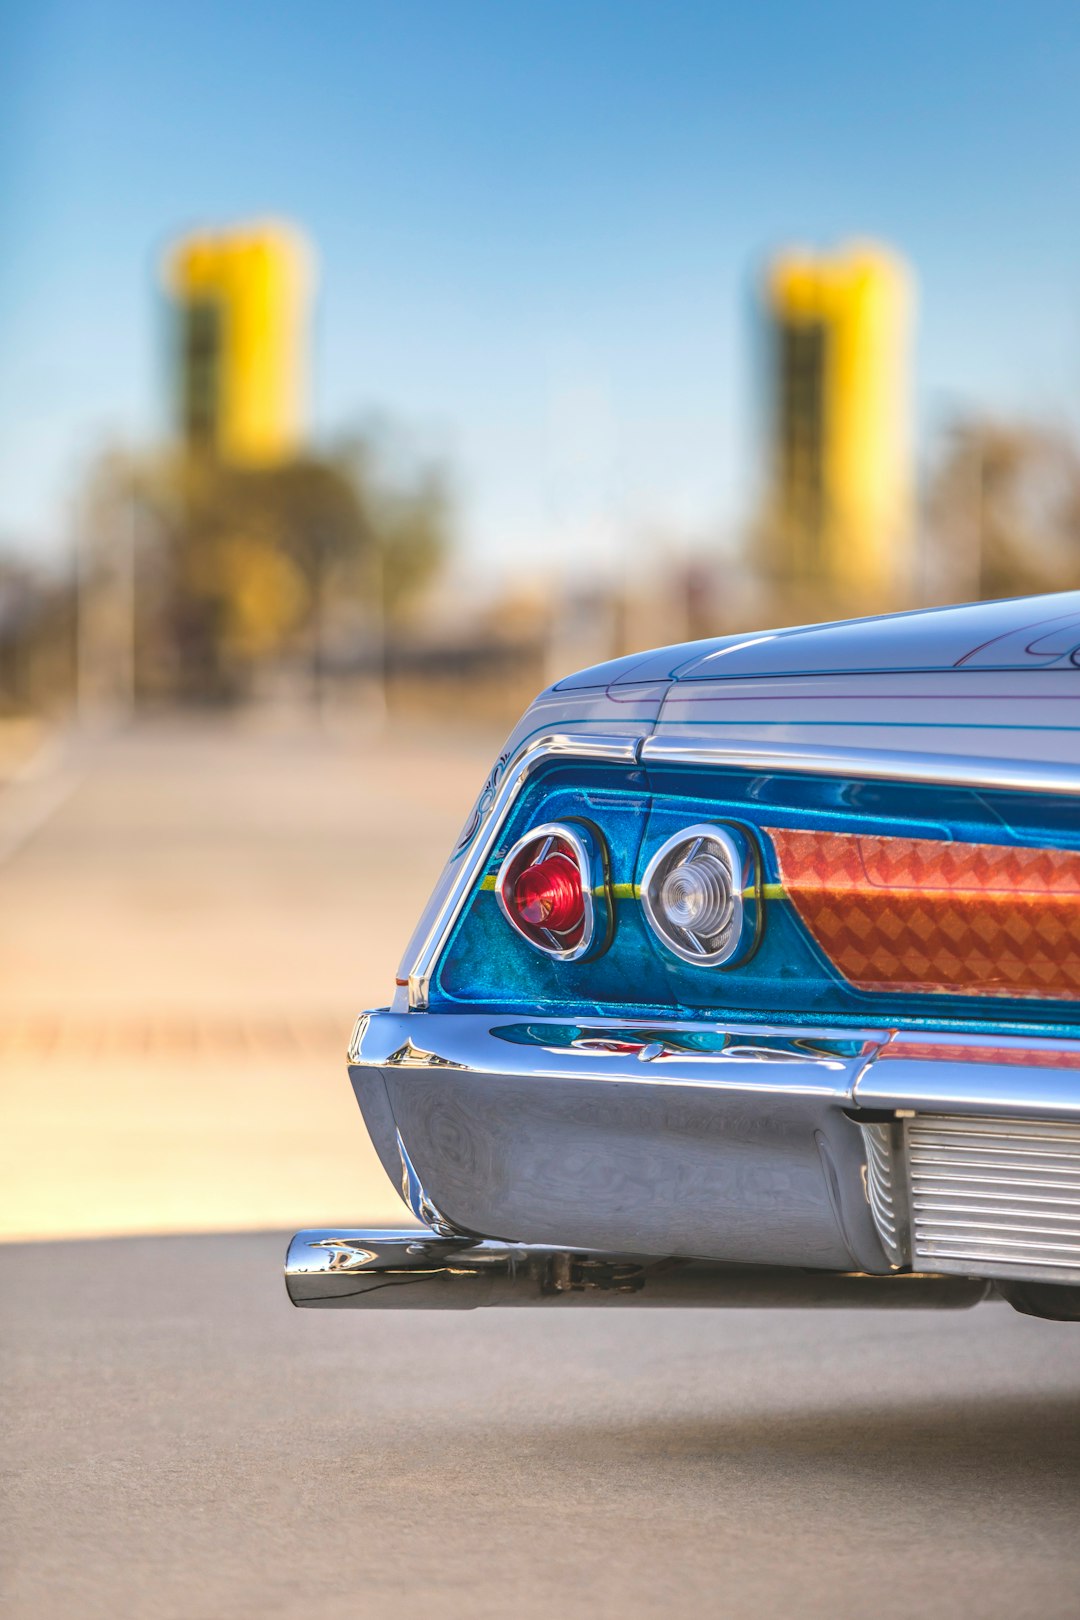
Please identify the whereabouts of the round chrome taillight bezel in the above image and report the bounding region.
[495,819,611,962]
[640,822,761,967]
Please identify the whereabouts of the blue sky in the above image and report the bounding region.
[4,1,1080,581]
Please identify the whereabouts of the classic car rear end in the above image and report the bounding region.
[287,592,1080,1320]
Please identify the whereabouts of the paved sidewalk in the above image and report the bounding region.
[0,714,503,1239]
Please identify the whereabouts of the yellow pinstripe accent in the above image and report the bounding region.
[480,874,787,902]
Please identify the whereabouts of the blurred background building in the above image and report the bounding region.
[759,242,912,621]
[166,222,314,466]
[70,220,458,714]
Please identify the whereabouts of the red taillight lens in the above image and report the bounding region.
[495,821,609,960]
[511,853,584,934]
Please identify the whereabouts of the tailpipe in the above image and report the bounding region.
[285,1229,989,1310]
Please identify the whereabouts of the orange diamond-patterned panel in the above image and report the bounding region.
[766,828,1080,1001]
[877,1040,1080,1068]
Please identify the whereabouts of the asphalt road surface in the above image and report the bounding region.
[3,717,1080,1617]
[4,1232,1080,1619]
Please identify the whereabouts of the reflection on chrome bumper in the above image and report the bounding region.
[341,1010,1080,1288]
[347,1010,891,1273]
[285,1228,989,1311]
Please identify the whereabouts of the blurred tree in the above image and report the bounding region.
[0,554,76,717]
[84,428,449,702]
[333,431,449,619]
[925,419,1080,603]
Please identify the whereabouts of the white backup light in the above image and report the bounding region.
[659,850,733,935]
[641,823,761,967]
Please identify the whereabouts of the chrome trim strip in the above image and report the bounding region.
[639,736,1080,797]
[357,1011,1080,1116]
[352,1009,879,1098]
[406,732,639,1008]
[855,1047,1080,1121]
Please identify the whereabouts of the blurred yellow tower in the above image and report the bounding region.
[763,241,913,601]
[164,221,314,466]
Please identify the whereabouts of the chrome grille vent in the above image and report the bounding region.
[906,1114,1080,1286]
[860,1122,907,1267]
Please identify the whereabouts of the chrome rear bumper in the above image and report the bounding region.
[337,1011,1080,1289]
[347,1010,892,1273]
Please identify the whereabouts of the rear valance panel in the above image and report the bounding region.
[429,757,1080,1036]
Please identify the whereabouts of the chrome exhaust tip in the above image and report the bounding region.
[285,1229,990,1311]
[284,1229,501,1310]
